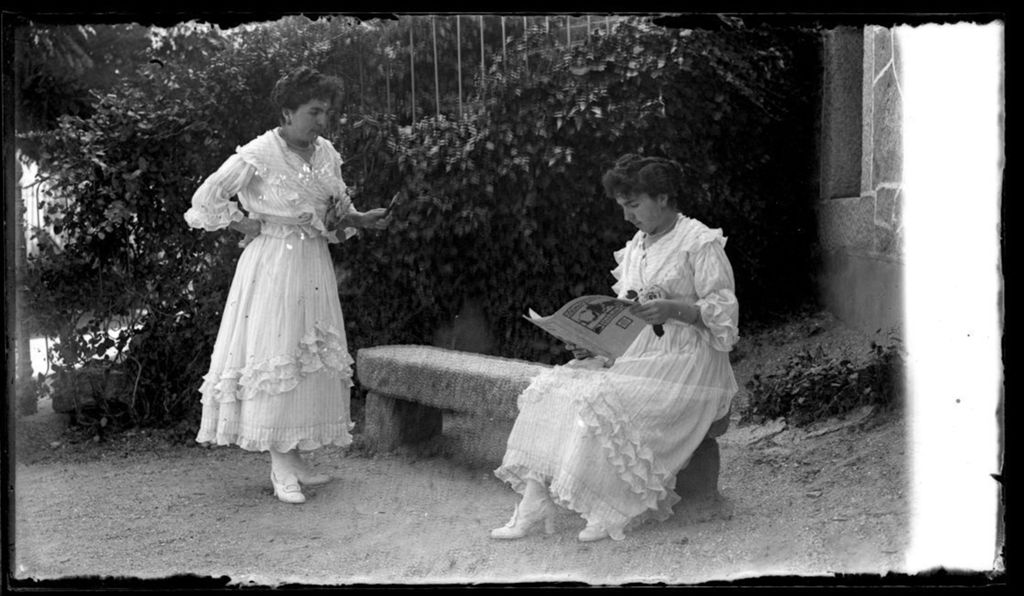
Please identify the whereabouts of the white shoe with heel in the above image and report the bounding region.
[490,498,557,539]
[271,471,306,504]
[577,521,611,542]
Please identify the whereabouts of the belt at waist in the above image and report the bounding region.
[255,214,314,226]
[239,213,334,246]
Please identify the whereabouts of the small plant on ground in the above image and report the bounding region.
[741,333,905,427]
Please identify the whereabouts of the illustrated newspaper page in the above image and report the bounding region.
[524,295,646,360]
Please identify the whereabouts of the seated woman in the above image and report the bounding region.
[491,154,739,542]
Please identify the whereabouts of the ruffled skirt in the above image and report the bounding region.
[195,230,354,452]
[494,327,737,539]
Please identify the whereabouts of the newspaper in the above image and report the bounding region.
[524,295,645,361]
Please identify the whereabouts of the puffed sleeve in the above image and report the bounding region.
[691,235,740,352]
[183,154,255,231]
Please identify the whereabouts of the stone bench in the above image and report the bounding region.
[356,344,730,498]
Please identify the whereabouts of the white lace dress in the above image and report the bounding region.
[494,214,740,539]
[184,129,357,452]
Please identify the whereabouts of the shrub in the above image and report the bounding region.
[741,335,906,426]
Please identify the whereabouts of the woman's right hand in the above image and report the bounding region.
[230,217,262,246]
[230,217,262,236]
[565,343,594,360]
[360,207,391,230]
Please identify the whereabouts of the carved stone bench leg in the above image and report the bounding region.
[365,391,444,452]
[675,437,721,500]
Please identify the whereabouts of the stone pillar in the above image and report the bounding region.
[364,391,444,452]
[820,27,865,202]
[817,26,905,336]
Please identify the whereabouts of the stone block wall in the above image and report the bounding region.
[817,26,904,335]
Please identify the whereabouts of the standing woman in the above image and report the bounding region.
[491,154,739,541]
[184,67,388,504]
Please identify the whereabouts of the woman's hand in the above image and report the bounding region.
[630,299,700,326]
[230,217,262,236]
[565,343,595,360]
[359,207,391,230]
[229,217,262,247]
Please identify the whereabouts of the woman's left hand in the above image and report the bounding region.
[361,207,391,230]
[631,299,701,326]
[630,299,677,326]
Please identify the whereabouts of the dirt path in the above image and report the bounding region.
[11,311,910,586]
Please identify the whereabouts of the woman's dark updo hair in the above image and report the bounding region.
[270,66,343,118]
[601,154,687,210]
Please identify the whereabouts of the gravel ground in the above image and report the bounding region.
[11,309,914,586]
